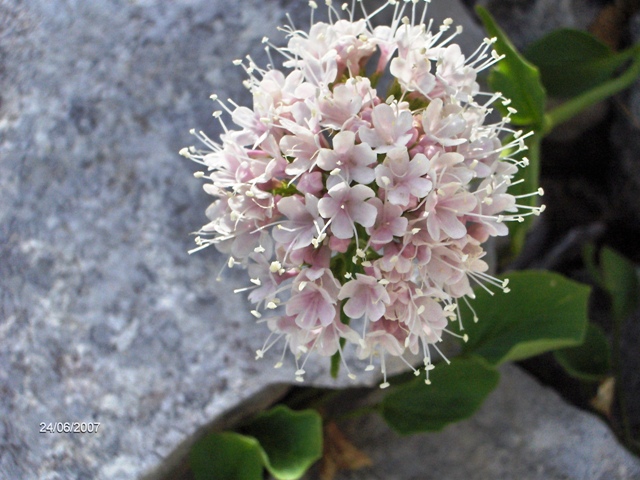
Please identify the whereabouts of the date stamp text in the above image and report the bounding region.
[39,422,101,433]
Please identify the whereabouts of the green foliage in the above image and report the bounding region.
[476,7,546,254]
[554,323,611,382]
[476,6,546,130]
[525,29,635,98]
[243,405,323,480]
[461,271,590,365]
[600,247,640,323]
[378,270,592,435]
[190,406,322,480]
[380,356,500,434]
[190,432,265,480]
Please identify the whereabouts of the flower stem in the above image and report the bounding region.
[544,45,640,134]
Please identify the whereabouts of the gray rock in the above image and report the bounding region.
[0,0,479,478]
[312,364,640,480]
[477,0,602,50]
[0,1,368,479]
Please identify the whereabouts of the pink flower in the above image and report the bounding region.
[389,51,436,97]
[423,183,477,240]
[366,198,408,246]
[432,44,479,102]
[184,1,542,384]
[375,147,432,206]
[358,103,415,153]
[358,318,407,359]
[280,119,323,176]
[317,130,376,186]
[286,268,341,329]
[316,82,364,130]
[273,194,324,252]
[315,312,361,357]
[317,183,377,239]
[338,274,391,322]
[421,98,467,147]
[406,296,448,346]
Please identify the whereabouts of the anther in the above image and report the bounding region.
[269,261,282,273]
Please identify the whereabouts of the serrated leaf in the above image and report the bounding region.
[525,29,633,98]
[243,405,323,480]
[461,270,590,365]
[190,432,265,480]
[380,356,500,435]
[554,322,611,382]
[476,6,546,129]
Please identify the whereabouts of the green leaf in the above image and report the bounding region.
[461,270,591,365]
[243,405,323,480]
[554,323,611,382]
[380,356,500,435]
[582,243,603,286]
[190,432,265,480]
[476,6,546,129]
[600,247,639,323]
[525,29,634,98]
[544,45,640,130]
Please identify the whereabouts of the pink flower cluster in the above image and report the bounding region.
[181,0,543,386]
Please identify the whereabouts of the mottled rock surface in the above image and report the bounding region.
[1,0,639,479]
[311,365,640,480]
[0,1,359,479]
[0,1,479,478]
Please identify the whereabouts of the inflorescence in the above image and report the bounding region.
[181,0,544,387]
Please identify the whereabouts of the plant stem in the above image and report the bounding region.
[544,46,640,133]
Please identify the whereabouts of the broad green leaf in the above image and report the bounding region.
[476,6,546,129]
[190,432,265,480]
[243,405,322,480]
[544,45,640,130]
[525,29,634,98]
[381,356,499,435]
[461,270,590,365]
[600,247,639,322]
[554,323,611,382]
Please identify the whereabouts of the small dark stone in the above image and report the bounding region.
[69,100,99,135]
